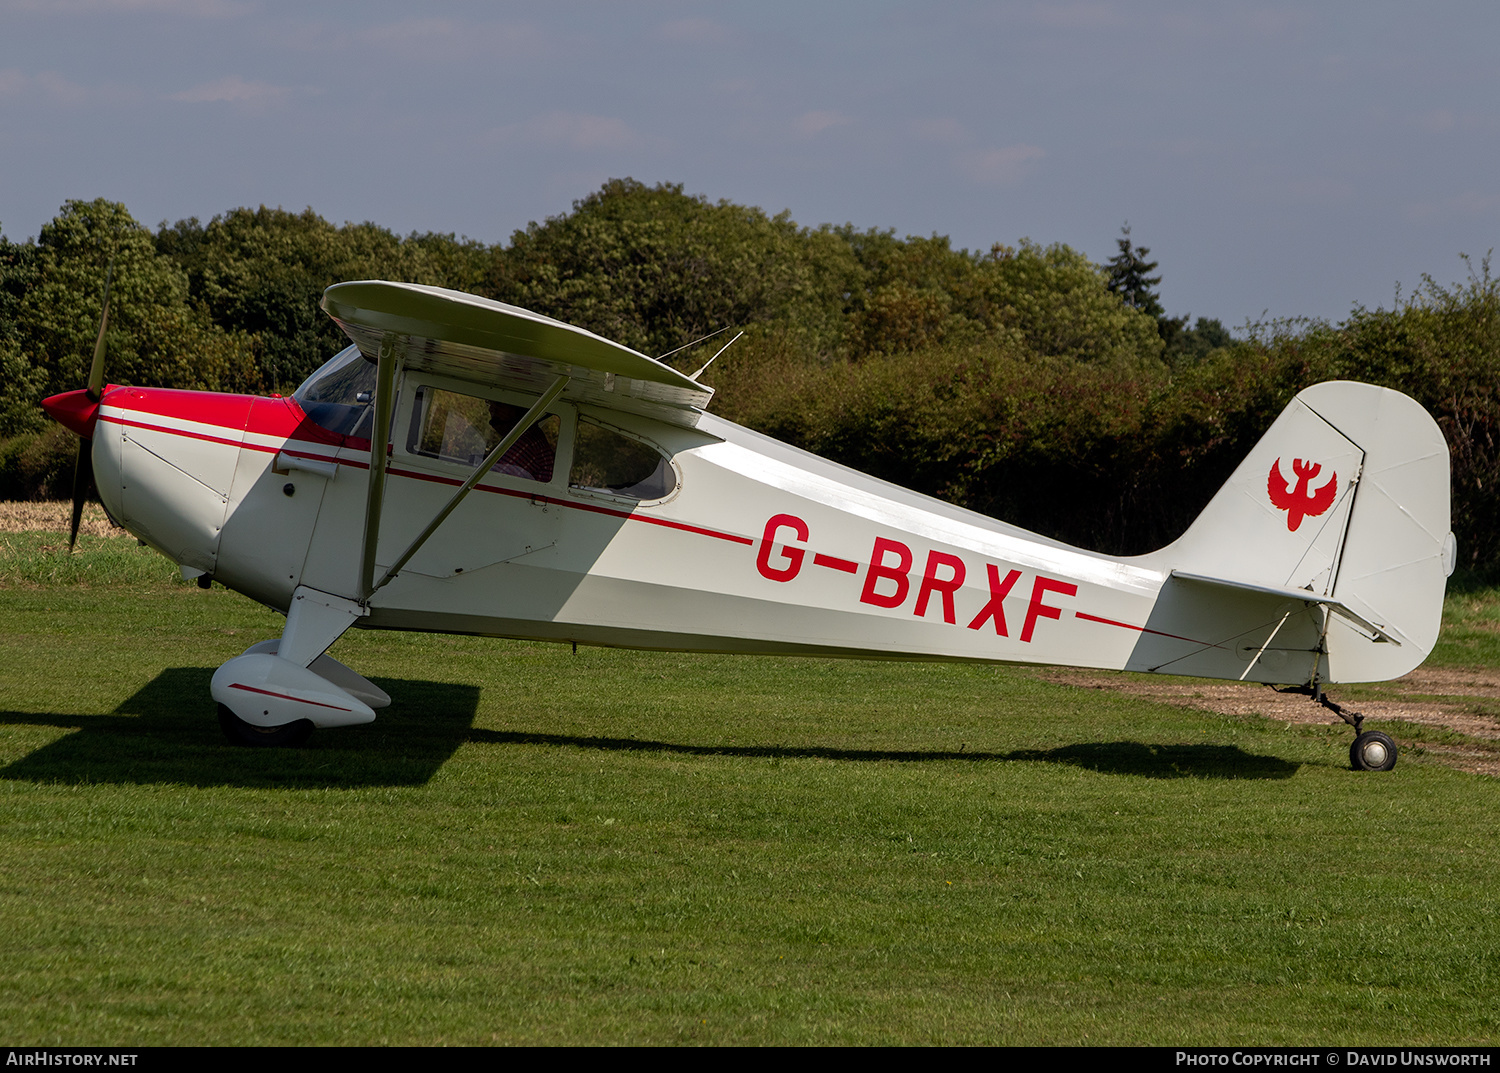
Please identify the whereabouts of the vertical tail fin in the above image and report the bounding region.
[1140,382,1451,684]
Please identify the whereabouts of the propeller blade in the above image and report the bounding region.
[87,258,114,400]
[68,437,94,552]
[68,256,113,552]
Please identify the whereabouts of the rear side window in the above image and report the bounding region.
[569,418,675,501]
[407,386,559,484]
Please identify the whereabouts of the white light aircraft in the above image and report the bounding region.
[42,281,1455,770]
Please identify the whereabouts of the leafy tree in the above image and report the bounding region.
[489,179,859,361]
[162,207,447,392]
[0,225,43,436]
[8,200,253,434]
[0,224,38,347]
[832,229,995,357]
[1164,316,1235,365]
[406,231,491,295]
[980,240,1165,369]
[823,228,1165,366]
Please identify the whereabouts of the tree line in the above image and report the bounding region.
[2,181,1496,571]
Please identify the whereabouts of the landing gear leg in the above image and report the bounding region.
[1315,692,1399,771]
[210,586,376,743]
[1275,683,1398,771]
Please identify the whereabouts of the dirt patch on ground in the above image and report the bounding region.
[1041,669,1500,777]
[1398,666,1500,697]
[0,502,124,539]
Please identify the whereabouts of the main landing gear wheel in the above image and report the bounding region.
[217,703,314,748]
[1350,730,1398,772]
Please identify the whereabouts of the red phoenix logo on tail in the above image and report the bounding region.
[1268,457,1337,531]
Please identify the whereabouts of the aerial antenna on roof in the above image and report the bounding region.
[655,324,734,363]
[688,331,743,382]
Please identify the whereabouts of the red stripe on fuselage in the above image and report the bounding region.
[102,414,246,451]
[1073,610,1218,648]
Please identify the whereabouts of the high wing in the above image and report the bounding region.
[320,281,713,428]
[321,281,718,601]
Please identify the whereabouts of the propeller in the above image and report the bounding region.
[67,258,113,550]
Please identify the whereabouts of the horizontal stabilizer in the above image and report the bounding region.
[1169,570,1399,645]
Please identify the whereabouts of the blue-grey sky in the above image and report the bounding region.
[2,0,1496,327]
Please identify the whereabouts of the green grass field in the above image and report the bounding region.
[1,529,1497,1045]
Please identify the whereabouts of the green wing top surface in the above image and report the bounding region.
[322,280,713,426]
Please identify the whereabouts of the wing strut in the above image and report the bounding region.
[366,374,570,599]
[358,332,402,601]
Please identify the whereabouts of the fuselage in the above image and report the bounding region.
[76,355,1443,686]
[85,362,1187,673]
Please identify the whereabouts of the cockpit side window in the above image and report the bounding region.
[406,385,560,484]
[292,345,377,440]
[569,417,676,501]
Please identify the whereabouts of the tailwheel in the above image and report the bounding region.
[1274,684,1397,772]
[217,703,314,748]
[1350,729,1398,772]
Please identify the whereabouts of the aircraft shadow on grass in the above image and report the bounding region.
[468,729,1300,780]
[0,667,480,789]
[0,667,1297,785]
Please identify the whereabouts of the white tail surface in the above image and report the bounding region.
[1134,382,1451,684]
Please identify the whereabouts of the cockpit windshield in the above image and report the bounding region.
[293,345,377,440]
